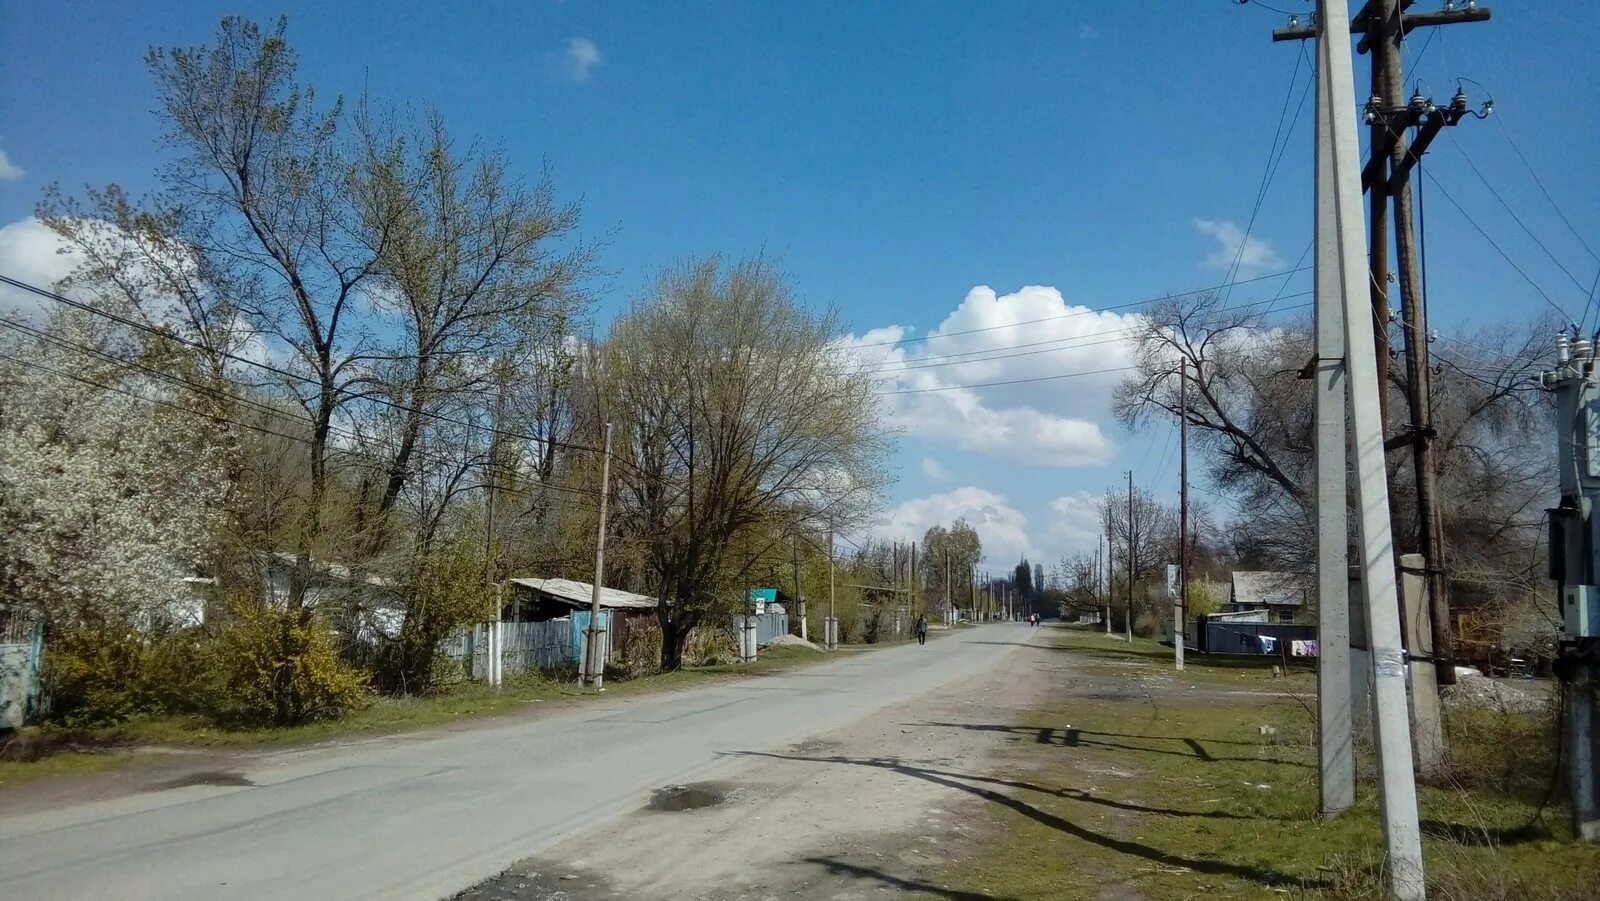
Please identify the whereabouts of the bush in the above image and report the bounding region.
[689,628,739,666]
[214,599,371,726]
[1132,611,1163,638]
[618,624,663,678]
[374,542,491,695]
[40,622,162,728]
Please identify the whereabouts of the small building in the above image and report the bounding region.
[1225,571,1307,624]
[508,577,659,652]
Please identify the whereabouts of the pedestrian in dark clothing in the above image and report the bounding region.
[915,614,928,645]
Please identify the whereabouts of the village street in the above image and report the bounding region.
[0,624,1033,901]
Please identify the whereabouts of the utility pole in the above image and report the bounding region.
[944,549,952,627]
[1542,334,1600,842]
[792,530,807,642]
[1279,1,1495,692]
[585,422,614,688]
[1300,3,1426,893]
[1313,42,1355,817]
[1177,359,1189,672]
[827,518,837,650]
[1126,469,1135,643]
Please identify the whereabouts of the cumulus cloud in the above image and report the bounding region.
[1045,492,1104,557]
[0,217,83,320]
[1194,218,1283,276]
[878,486,1036,564]
[845,284,1140,467]
[919,457,951,481]
[563,37,603,82]
[0,145,22,181]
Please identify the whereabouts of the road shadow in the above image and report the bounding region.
[799,856,1019,900]
[914,721,1310,769]
[734,751,1318,891]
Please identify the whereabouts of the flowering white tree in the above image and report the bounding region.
[0,312,228,629]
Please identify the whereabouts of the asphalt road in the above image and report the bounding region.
[0,625,1026,901]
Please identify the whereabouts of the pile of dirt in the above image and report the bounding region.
[765,633,822,651]
[1440,674,1551,713]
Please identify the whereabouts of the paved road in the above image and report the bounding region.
[0,625,1026,901]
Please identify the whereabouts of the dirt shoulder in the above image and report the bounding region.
[455,629,1057,901]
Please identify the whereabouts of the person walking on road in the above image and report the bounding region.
[914,613,928,646]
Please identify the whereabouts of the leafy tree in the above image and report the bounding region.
[601,257,889,669]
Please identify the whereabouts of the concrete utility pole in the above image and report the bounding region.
[1177,359,1189,671]
[1279,0,1495,694]
[944,549,952,627]
[1126,469,1135,643]
[792,531,807,642]
[1541,334,1600,842]
[1311,3,1426,893]
[585,422,614,688]
[1312,52,1355,816]
[826,519,837,650]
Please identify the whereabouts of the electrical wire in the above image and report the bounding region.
[848,266,1310,349]
[869,295,1311,375]
[1443,130,1593,295]
[0,273,611,459]
[1493,114,1600,266]
[1417,170,1579,327]
[873,364,1137,396]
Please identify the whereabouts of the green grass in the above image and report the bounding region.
[1053,624,1319,690]
[933,627,1600,901]
[1,642,832,780]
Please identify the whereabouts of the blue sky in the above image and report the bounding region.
[2,1,1596,569]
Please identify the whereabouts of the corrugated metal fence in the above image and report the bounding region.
[730,612,789,647]
[441,612,612,680]
[1196,620,1317,655]
[1,610,44,729]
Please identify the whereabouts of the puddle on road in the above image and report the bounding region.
[150,770,254,790]
[647,781,738,812]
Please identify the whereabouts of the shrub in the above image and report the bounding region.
[214,599,371,726]
[619,624,663,678]
[374,542,491,695]
[39,622,162,728]
[1133,611,1163,638]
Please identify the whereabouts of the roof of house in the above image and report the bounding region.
[1230,571,1306,607]
[509,577,659,610]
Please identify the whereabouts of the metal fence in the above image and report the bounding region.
[729,612,789,647]
[441,612,612,680]
[1195,619,1318,656]
[1,610,44,729]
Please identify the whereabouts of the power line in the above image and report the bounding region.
[1418,170,1579,326]
[1493,114,1600,266]
[0,319,609,506]
[1442,130,1593,295]
[0,273,611,459]
[869,294,1311,375]
[874,364,1137,396]
[849,266,1310,349]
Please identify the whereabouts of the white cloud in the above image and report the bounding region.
[1194,218,1283,276]
[0,145,22,181]
[846,284,1139,467]
[1045,492,1104,558]
[878,486,1036,565]
[1078,24,1100,40]
[0,217,83,320]
[563,37,603,83]
[919,457,951,481]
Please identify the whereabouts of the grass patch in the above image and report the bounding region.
[932,629,1600,900]
[1,642,832,780]
[1051,624,1317,690]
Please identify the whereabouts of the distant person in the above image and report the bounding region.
[915,614,928,645]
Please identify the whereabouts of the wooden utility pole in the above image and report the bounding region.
[1177,359,1189,671]
[584,422,614,688]
[1126,469,1135,642]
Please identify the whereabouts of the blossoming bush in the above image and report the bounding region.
[214,598,371,726]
